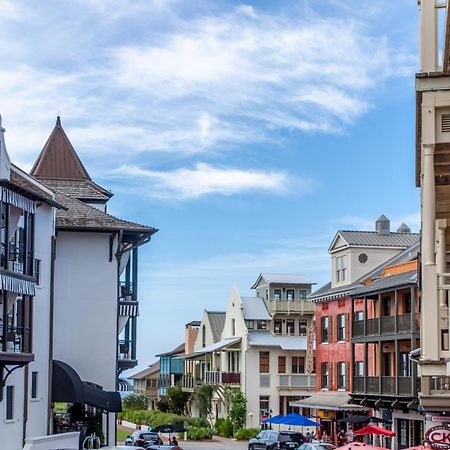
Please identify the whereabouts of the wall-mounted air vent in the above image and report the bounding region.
[442,114,450,133]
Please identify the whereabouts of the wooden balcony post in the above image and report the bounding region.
[395,339,399,395]
[394,290,398,333]
[378,340,382,394]
[363,297,367,337]
[364,342,368,393]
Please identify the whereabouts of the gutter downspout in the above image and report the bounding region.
[47,235,56,434]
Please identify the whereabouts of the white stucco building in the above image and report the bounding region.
[184,274,316,427]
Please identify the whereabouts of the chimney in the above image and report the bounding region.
[397,223,411,234]
[375,214,390,235]
[185,321,200,355]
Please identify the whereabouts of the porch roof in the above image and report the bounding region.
[289,391,368,411]
[186,337,241,359]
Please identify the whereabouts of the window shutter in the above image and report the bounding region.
[345,362,350,391]
[329,316,334,343]
[345,313,350,341]
[329,363,334,390]
[318,317,322,344]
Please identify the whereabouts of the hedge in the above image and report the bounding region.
[235,428,260,440]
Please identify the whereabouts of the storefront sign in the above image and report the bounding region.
[430,417,450,423]
[425,425,450,449]
[318,410,334,419]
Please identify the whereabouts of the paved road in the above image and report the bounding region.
[179,437,248,450]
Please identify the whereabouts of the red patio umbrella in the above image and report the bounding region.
[338,443,389,450]
[408,446,430,450]
[354,425,396,437]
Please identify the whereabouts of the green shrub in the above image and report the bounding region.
[215,418,233,438]
[188,417,210,428]
[234,428,260,440]
[187,426,213,440]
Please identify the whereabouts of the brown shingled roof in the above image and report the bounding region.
[31,117,91,180]
[41,178,112,201]
[54,191,157,235]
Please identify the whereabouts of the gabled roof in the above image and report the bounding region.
[31,117,91,180]
[205,311,226,343]
[241,297,271,320]
[129,361,160,380]
[185,337,241,359]
[251,273,313,289]
[329,230,419,252]
[309,242,420,302]
[156,343,185,358]
[53,191,157,235]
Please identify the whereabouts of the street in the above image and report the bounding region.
[178,437,248,450]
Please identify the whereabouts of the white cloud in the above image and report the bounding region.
[0,0,20,19]
[111,163,309,200]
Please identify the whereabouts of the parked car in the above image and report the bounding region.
[249,430,305,449]
[115,446,145,450]
[126,431,163,448]
[146,446,183,450]
[298,443,336,450]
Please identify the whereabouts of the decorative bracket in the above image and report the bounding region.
[0,363,23,402]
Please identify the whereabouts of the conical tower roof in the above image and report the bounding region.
[31,117,91,180]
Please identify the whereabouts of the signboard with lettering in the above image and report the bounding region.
[425,425,450,449]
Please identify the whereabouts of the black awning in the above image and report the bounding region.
[52,360,121,412]
[337,415,392,425]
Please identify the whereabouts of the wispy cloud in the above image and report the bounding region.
[0,0,415,167]
[111,163,314,200]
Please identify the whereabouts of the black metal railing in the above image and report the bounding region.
[352,313,420,338]
[1,242,35,276]
[119,281,135,300]
[118,339,135,360]
[353,376,416,396]
[0,325,31,353]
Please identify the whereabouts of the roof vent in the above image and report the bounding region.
[397,223,411,234]
[375,214,390,235]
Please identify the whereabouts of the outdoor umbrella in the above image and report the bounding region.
[338,443,389,450]
[407,446,430,450]
[283,413,321,427]
[265,415,285,424]
[354,425,395,437]
[152,424,187,433]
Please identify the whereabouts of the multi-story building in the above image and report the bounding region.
[157,343,185,398]
[294,217,419,443]
[30,117,157,445]
[416,0,450,435]
[349,254,423,449]
[185,273,316,428]
[130,361,160,410]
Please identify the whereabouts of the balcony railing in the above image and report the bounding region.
[183,372,241,389]
[118,339,135,361]
[352,313,420,338]
[267,299,315,315]
[0,325,31,353]
[278,374,316,389]
[352,376,417,396]
[119,281,135,300]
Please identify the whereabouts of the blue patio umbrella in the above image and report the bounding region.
[282,413,321,427]
[265,415,285,424]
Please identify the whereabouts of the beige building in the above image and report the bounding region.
[129,361,160,410]
[184,274,316,427]
[416,0,450,431]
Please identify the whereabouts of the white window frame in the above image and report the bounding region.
[336,255,347,282]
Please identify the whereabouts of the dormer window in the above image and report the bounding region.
[274,289,281,300]
[336,255,347,282]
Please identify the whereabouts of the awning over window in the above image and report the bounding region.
[289,392,368,412]
[52,360,122,412]
[119,302,139,317]
[0,273,35,295]
[1,187,36,214]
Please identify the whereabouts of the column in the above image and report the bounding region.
[394,290,398,333]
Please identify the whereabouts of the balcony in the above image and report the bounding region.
[117,339,137,370]
[119,281,135,301]
[182,372,241,390]
[267,299,315,315]
[278,373,316,390]
[352,376,417,396]
[352,313,420,339]
[420,376,450,411]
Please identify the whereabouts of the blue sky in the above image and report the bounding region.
[0,0,420,371]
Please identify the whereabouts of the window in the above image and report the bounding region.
[278,356,286,373]
[286,319,294,335]
[259,395,270,415]
[337,314,346,341]
[231,318,236,336]
[6,386,13,420]
[257,320,267,330]
[260,352,270,373]
[354,310,364,321]
[382,296,391,316]
[336,255,347,282]
[31,371,38,399]
[274,289,282,300]
[245,320,254,329]
[321,363,329,389]
[404,293,412,314]
[400,352,411,377]
[383,352,392,376]
[299,320,307,336]
[321,316,329,343]
[298,289,307,299]
[355,361,364,376]
[273,319,282,334]
[358,253,368,264]
[265,290,268,300]
[286,289,294,300]
[338,362,346,389]
[34,259,41,286]
[202,325,206,348]
[292,356,305,374]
